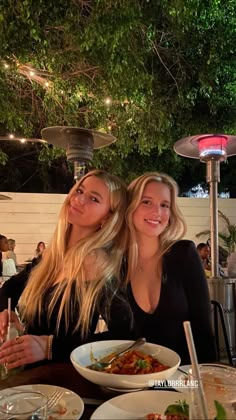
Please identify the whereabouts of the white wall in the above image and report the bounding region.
[1,192,236,263]
[178,197,236,245]
[0,193,65,263]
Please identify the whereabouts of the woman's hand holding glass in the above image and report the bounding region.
[0,309,24,343]
[0,334,49,369]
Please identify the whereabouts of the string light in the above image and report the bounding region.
[2,58,135,135]
[104,97,112,105]
[0,135,47,144]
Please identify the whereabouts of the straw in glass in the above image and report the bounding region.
[183,320,208,419]
[7,297,11,341]
[3,297,12,375]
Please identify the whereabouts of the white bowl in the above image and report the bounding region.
[70,340,180,390]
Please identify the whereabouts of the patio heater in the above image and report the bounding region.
[0,127,116,181]
[41,126,116,180]
[174,134,236,278]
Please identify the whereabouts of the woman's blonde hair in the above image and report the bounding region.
[19,170,128,338]
[126,172,186,282]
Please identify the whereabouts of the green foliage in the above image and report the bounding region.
[0,0,236,192]
[38,144,65,166]
[0,149,8,165]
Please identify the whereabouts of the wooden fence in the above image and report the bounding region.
[1,192,236,263]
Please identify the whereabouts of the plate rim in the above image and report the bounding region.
[0,383,84,419]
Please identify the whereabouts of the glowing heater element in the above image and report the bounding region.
[197,135,228,161]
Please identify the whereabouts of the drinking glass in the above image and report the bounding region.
[189,364,236,420]
[0,324,22,379]
[0,390,48,420]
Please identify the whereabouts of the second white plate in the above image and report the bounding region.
[91,390,189,419]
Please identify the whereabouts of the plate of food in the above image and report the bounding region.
[0,384,84,420]
[90,390,189,419]
[70,340,180,390]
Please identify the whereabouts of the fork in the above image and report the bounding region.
[47,388,64,411]
[88,337,146,370]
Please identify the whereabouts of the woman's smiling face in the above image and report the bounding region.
[68,175,111,231]
[132,181,171,239]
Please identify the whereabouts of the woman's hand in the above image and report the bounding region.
[0,335,48,369]
[0,309,24,343]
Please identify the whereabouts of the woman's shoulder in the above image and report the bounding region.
[171,239,196,250]
[166,240,197,259]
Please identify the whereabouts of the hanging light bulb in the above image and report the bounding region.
[104,97,112,106]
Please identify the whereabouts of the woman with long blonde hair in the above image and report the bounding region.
[125,172,216,364]
[0,169,129,367]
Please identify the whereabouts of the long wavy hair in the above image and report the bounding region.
[126,172,186,283]
[19,170,128,338]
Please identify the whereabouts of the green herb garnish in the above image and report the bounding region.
[136,359,148,369]
[164,400,189,418]
[214,400,227,420]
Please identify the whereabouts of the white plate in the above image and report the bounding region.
[91,390,189,419]
[0,384,84,419]
[107,386,143,392]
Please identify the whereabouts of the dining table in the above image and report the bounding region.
[0,362,137,419]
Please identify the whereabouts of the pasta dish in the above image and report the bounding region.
[89,349,169,374]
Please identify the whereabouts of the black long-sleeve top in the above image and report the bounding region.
[0,261,132,362]
[0,240,216,365]
[126,240,217,364]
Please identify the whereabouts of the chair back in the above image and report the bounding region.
[211,299,233,366]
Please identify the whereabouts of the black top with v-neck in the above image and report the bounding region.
[127,240,217,364]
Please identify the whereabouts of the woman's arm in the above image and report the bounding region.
[0,258,41,311]
[0,263,34,311]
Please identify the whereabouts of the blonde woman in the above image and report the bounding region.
[5,239,17,266]
[125,172,216,364]
[0,170,130,368]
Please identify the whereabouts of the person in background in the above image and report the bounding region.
[200,240,226,278]
[5,239,17,266]
[34,241,46,259]
[0,169,130,369]
[0,235,9,276]
[124,172,216,364]
[196,242,211,270]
